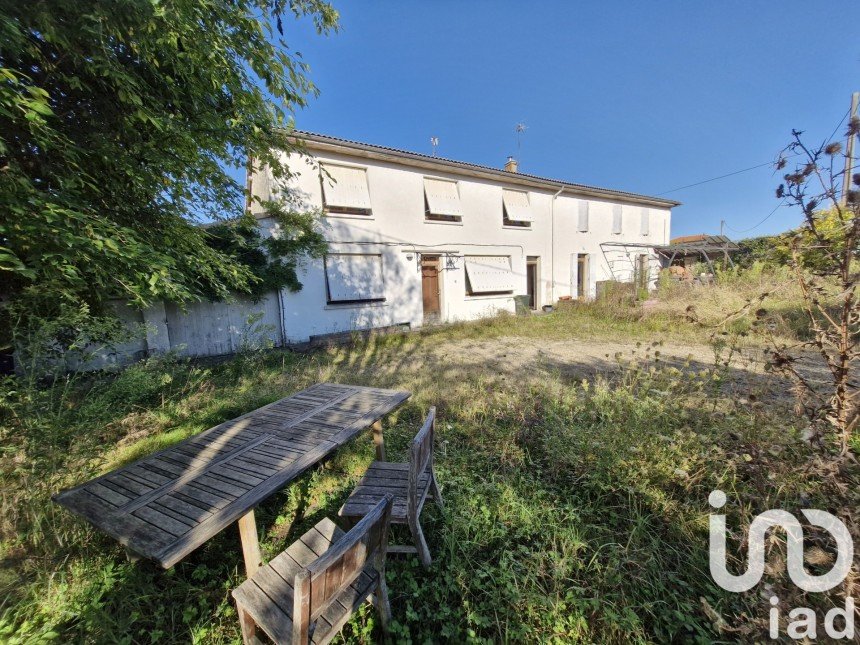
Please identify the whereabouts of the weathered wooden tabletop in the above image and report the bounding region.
[53,383,411,568]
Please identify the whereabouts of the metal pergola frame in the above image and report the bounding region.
[598,241,660,282]
[653,236,740,274]
[598,236,740,281]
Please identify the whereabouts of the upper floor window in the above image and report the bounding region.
[502,189,532,228]
[424,177,463,222]
[320,164,372,216]
[577,200,589,232]
[324,253,385,304]
[612,204,623,234]
[640,208,650,236]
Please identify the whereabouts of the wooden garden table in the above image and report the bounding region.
[53,383,410,575]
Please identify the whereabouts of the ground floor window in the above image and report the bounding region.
[464,256,516,296]
[324,253,385,304]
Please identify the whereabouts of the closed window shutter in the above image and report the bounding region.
[464,256,516,293]
[320,164,372,210]
[640,208,650,236]
[424,178,463,217]
[324,254,385,302]
[612,205,623,234]
[502,189,533,222]
[577,201,589,232]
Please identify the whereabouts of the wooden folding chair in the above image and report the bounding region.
[339,407,443,567]
[232,495,393,644]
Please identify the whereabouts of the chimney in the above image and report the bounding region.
[504,156,518,173]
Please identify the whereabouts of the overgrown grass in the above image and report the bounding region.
[1,283,856,643]
[648,263,810,340]
[424,263,809,348]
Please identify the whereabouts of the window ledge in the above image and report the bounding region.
[502,224,533,231]
[324,301,388,310]
[465,294,516,301]
[424,219,463,226]
[325,213,376,221]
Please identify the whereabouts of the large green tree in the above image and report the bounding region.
[0,0,336,339]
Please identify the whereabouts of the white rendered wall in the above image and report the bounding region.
[261,148,671,343]
[551,198,671,298]
[162,295,283,356]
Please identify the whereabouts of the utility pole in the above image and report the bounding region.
[720,219,725,236]
[842,92,859,206]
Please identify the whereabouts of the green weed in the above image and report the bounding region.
[1,298,855,643]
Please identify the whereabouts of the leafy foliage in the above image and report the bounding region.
[735,208,857,273]
[0,0,337,340]
[734,233,791,268]
[205,205,327,300]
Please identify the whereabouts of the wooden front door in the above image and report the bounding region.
[421,256,441,320]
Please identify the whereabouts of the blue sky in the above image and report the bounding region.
[284,1,859,240]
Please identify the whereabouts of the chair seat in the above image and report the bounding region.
[232,517,378,645]
[338,461,430,522]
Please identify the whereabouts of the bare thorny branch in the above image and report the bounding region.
[769,118,860,455]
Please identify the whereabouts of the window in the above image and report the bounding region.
[324,254,385,304]
[612,204,623,234]
[577,200,589,232]
[320,164,372,216]
[502,189,533,228]
[640,208,650,236]
[464,256,516,295]
[424,177,463,222]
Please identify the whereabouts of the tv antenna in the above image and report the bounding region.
[515,122,527,155]
[430,136,439,157]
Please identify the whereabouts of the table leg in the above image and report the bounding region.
[238,509,262,575]
[237,510,262,643]
[372,419,386,461]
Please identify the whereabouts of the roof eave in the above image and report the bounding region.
[285,131,681,209]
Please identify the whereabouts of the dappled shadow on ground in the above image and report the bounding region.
[8,319,835,642]
[317,326,806,413]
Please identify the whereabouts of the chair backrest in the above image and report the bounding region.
[407,407,436,517]
[292,495,393,643]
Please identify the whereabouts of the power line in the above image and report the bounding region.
[659,107,850,198]
[723,200,787,235]
[669,108,850,238]
[656,159,783,196]
[722,107,852,236]
[826,108,851,145]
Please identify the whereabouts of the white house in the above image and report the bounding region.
[54,132,679,367]
[247,131,679,345]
